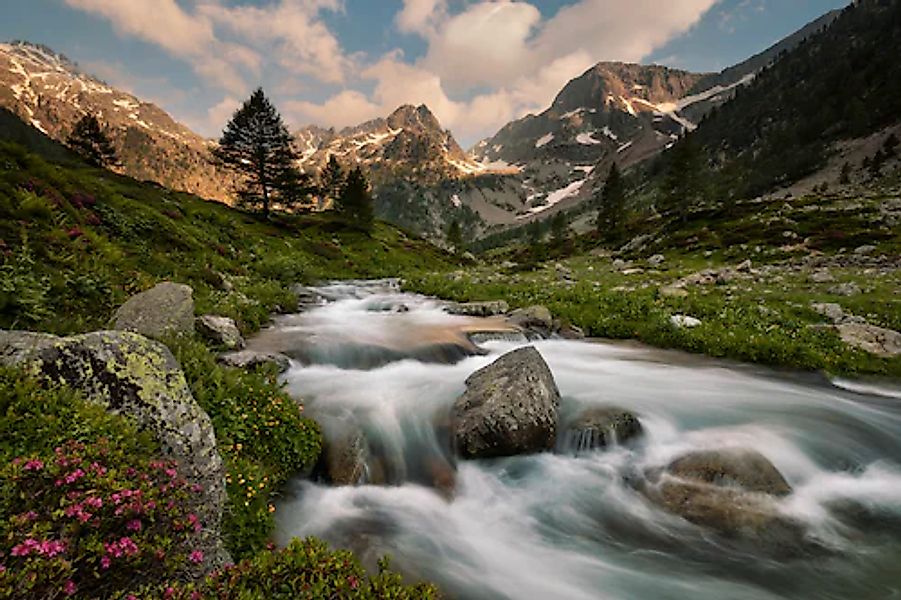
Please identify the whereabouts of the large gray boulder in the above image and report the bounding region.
[452,346,560,459]
[321,425,369,486]
[114,282,194,339]
[644,448,801,546]
[0,330,228,568]
[560,407,642,454]
[196,315,245,350]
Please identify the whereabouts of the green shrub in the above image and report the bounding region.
[138,538,439,599]
[0,441,206,600]
[169,338,322,558]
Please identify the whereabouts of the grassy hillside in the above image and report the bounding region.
[0,140,454,335]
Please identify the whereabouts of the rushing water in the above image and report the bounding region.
[272,280,901,600]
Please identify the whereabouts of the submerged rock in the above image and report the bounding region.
[321,424,370,486]
[1,330,228,568]
[644,448,801,546]
[452,346,560,459]
[560,407,642,453]
[113,282,195,339]
[196,315,244,350]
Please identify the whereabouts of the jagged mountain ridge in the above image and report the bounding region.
[0,41,236,201]
[296,104,486,184]
[472,63,708,169]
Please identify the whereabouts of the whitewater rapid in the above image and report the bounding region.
[272,281,901,600]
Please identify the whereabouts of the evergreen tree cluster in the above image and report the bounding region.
[67,114,119,169]
[655,0,901,203]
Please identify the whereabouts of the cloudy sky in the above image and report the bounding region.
[2,0,848,146]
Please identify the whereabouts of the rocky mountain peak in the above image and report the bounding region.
[387,104,444,134]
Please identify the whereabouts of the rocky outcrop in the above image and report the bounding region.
[113,282,194,340]
[447,300,510,317]
[508,306,554,338]
[196,315,245,350]
[670,315,702,329]
[452,347,560,459]
[219,350,292,373]
[560,407,642,453]
[836,323,901,357]
[644,448,801,546]
[0,330,228,568]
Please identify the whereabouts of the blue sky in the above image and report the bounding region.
[1,0,849,145]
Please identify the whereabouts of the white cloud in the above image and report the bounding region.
[65,0,720,145]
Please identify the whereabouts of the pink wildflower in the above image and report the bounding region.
[127,519,143,532]
[100,556,111,569]
[23,459,44,471]
[188,550,204,564]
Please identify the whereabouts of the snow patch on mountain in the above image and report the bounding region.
[535,133,555,148]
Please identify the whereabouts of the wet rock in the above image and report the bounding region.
[508,305,554,337]
[447,300,510,317]
[452,346,561,459]
[561,407,642,453]
[648,254,666,267]
[670,315,702,329]
[292,285,324,308]
[645,448,801,545]
[836,323,901,357]
[196,315,245,350]
[666,449,792,495]
[1,330,228,569]
[219,350,291,373]
[322,425,369,486]
[113,282,194,340]
[558,323,586,340]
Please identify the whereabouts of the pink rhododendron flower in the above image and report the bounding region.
[63,580,77,596]
[189,550,204,564]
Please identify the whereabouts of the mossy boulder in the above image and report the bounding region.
[0,329,228,568]
[113,282,195,340]
[452,346,560,459]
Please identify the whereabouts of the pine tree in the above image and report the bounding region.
[661,135,704,223]
[447,219,463,252]
[335,167,374,232]
[597,163,625,245]
[213,88,300,216]
[839,162,852,185]
[551,212,568,247]
[319,155,345,207]
[67,114,119,168]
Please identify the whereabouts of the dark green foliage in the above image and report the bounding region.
[660,134,705,221]
[213,88,310,215]
[66,114,118,168]
[138,538,439,599]
[657,0,901,199]
[319,155,345,205]
[551,211,568,246]
[597,163,625,244]
[447,219,463,251]
[839,162,852,185]
[0,141,452,335]
[336,167,375,233]
[169,337,321,559]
